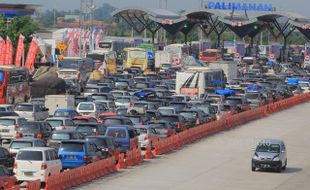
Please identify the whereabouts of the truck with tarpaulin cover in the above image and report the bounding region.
[176,67,225,97]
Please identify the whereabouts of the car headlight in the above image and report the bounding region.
[273,156,280,161]
[253,155,260,160]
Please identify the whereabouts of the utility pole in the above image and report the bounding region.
[79,0,84,57]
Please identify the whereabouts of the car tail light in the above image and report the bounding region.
[144,136,148,140]
[36,134,43,139]
[164,129,169,134]
[96,131,100,136]
[41,163,47,170]
[15,134,22,138]
[195,118,200,125]
[140,121,145,125]
[97,119,103,123]
[13,163,17,169]
[177,122,181,129]
[84,156,92,163]
[77,73,81,81]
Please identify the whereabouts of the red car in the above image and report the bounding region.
[0,165,17,189]
[97,112,118,123]
[72,116,98,125]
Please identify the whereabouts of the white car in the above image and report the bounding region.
[298,81,310,93]
[14,147,62,182]
[0,116,27,140]
[76,102,106,116]
[14,103,49,121]
[114,96,133,108]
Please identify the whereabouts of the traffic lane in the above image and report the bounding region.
[74,102,310,190]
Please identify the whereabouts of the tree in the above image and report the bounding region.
[0,15,39,47]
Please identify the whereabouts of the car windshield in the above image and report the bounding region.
[54,110,72,117]
[92,95,108,101]
[103,119,122,126]
[15,105,33,112]
[47,120,63,127]
[194,106,210,115]
[299,83,309,87]
[0,119,15,126]
[226,99,242,106]
[60,142,84,152]
[20,123,40,132]
[158,109,174,115]
[115,82,128,88]
[17,151,43,161]
[116,98,130,104]
[256,143,280,153]
[10,141,33,149]
[106,128,127,138]
[246,93,259,99]
[128,117,141,124]
[116,109,127,115]
[59,59,79,69]
[169,103,186,110]
[159,116,178,123]
[111,92,124,98]
[79,103,95,111]
[129,50,147,59]
[84,88,99,93]
[51,133,71,140]
[179,112,197,119]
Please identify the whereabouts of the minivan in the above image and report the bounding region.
[76,102,106,116]
[58,140,102,169]
[105,126,139,153]
[0,116,27,141]
[252,139,287,172]
[14,147,62,182]
[14,103,49,121]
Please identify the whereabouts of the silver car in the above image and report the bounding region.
[252,139,287,172]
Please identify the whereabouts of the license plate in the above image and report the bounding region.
[67,155,76,159]
[24,172,34,176]
[261,164,270,168]
[1,129,9,133]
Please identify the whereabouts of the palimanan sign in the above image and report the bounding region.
[206,1,274,11]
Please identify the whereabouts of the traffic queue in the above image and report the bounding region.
[0,52,309,188]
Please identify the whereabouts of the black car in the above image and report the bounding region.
[76,123,106,136]
[48,130,85,149]
[85,136,120,159]
[0,147,14,168]
[17,121,53,141]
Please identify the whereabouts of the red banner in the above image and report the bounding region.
[15,35,25,67]
[5,36,14,65]
[0,37,5,65]
[24,38,39,73]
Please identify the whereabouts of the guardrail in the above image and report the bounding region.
[26,93,310,190]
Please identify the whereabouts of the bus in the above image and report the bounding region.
[199,49,221,63]
[122,48,148,71]
[98,40,130,53]
[86,50,117,76]
[164,44,191,68]
[0,66,30,104]
[176,67,225,97]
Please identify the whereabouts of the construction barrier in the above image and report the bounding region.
[26,179,40,190]
[24,93,310,190]
[5,185,20,190]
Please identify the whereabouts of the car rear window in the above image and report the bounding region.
[115,98,130,103]
[106,128,127,138]
[10,141,33,149]
[15,105,33,112]
[20,123,41,132]
[51,133,71,140]
[47,120,63,127]
[87,138,108,147]
[60,142,84,152]
[136,128,147,134]
[84,88,99,93]
[103,119,122,126]
[54,111,71,117]
[127,117,141,124]
[17,151,43,161]
[159,116,178,123]
[0,119,15,126]
[78,103,95,111]
[179,112,197,118]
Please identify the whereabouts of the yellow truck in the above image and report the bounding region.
[122,48,148,71]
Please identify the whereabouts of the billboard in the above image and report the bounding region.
[206,1,274,11]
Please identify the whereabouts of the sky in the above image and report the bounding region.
[4,0,310,18]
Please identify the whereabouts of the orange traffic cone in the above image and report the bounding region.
[116,153,127,169]
[144,143,153,159]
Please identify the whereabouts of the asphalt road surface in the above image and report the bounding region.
[75,102,310,190]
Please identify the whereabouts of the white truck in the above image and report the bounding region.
[208,61,238,81]
[44,95,75,115]
[155,51,171,71]
[176,67,225,97]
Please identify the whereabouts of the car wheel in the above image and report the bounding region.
[251,162,256,171]
[282,159,287,170]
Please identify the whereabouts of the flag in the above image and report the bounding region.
[5,36,13,66]
[0,37,5,65]
[73,29,80,55]
[24,38,39,73]
[95,29,104,49]
[15,35,25,67]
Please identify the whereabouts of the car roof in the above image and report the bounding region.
[55,109,76,112]
[19,147,54,151]
[11,138,44,142]
[0,116,22,119]
[52,130,80,134]
[106,125,134,129]
[60,140,89,143]
[46,117,69,120]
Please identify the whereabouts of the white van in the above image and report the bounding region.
[14,103,49,121]
[0,116,27,140]
[14,147,62,182]
[76,102,106,117]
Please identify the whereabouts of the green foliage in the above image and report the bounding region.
[0,15,39,47]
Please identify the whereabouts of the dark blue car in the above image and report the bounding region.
[58,140,102,169]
